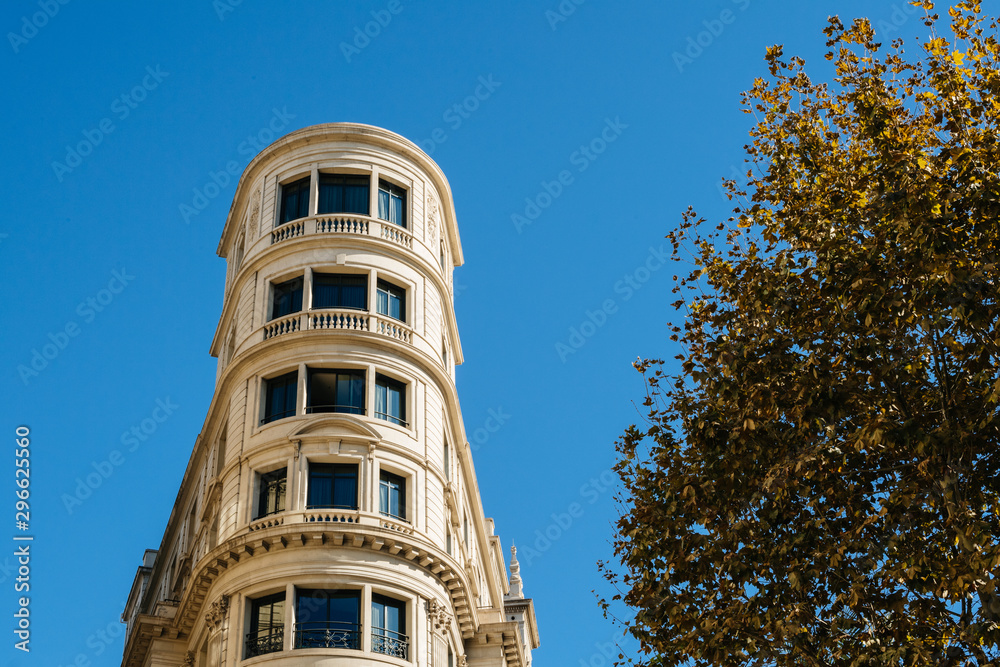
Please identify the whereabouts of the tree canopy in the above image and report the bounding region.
[602,2,1000,665]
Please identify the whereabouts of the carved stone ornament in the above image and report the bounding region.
[426,192,439,242]
[205,594,230,630]
[249,189,261,238]
[459,655,469,667]
[183,651,195,667]
[427,598,453,633]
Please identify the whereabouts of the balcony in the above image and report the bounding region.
[372,628,409,660]
[294,621,361,650]
[245,627,284,658]
[270,213,413,251]
[263,309,411,345]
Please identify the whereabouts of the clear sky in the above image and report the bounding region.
[3,1,993,666]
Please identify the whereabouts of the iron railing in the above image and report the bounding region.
[245,626,284,658]
[294,621,361,650]
[372,627,409,659]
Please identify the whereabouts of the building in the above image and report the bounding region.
[120,123,540,667]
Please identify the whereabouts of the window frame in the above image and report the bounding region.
[306,368,366,416]
[311,272,368,311]
[270,276,304,321]
[294,588,361,650]
[371,593,408,659]
[246,592,285,659]
[261,371,298,425]
[255,467,287,520]
[376,278,406,322]
[306,462,359,511]
[377,179,407,228]
[375,373,407,427]
[278,176,311,225]
[378,470,407,522]
[317,173,370,216]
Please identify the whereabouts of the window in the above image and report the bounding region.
[295,589,360,650]
[279,177,310,225]
[270,277,303,320]
[307,369,365,415]
[378,180,406,228]
[262,372,297,424]
[318,174,369,215]
[376,279,406,321]
[375,374,406,426]
[371,594,408,659]
[379,471,406,521]
[446,527,452,555]
[246,593,285,658]
[312,273,367,310]
[463,515,469,544]
[444,442,450,480]
[256,468,287,519]
[307,463,358,510]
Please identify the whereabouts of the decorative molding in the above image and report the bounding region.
[427,598,453,633]
[204,594,229,630]
[426,192,439,243]
[249,188,261,238]
[183,650,195,667]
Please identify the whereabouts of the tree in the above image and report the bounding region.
[601,3,1000,665]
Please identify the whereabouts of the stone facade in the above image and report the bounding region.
[121,123,539,667]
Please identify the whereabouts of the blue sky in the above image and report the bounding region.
[1,1,988,665]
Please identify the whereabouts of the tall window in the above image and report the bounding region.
[246,593,285,658]
[379,471,406,521]
[318,174,369,215]
[262,372,297,424]
[270,277,303,320]
[378,180,406,228]
[307,369,365,415]
[312,273,367,310]
[376,279,406,321]
[295,589,360,650]
[256,468,287,519]
[444,442,450,480]
[371,594,408,659]
[279,177,310,224]
[375,374,406,426]
[307,463,358,510]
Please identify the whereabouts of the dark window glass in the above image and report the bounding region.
[313,273,367,310]
[263,372,297,424]
[379,471,406,521]
[372,594,407,659]
[307,463,358,510]
[246,593,285,658]
[279,177,310,224]
[307,369,364,415]
[256,468,286,519]
[376,280,405,321]
[318,174,369,215]
[375,374,406,426]
[271,278,303,320]
[295,589,361,650]
[378,180,406,228]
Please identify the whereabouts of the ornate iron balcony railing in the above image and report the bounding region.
[245,626,283,658]
[372,627,409,660]
[294,621,361,650]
